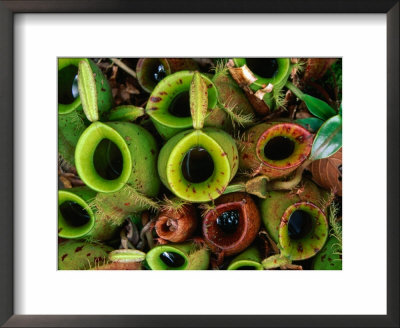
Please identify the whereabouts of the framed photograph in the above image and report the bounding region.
[1,1,398,327]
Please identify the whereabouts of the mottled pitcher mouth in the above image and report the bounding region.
[75,122,132,193]
[145,71,218,139]
[160,129,234,202]
[58,190,95,239]
[279,202,328,261]
[256,123,313,170]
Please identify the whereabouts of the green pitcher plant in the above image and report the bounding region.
[58,58,113,166]
[58,187,130,241]
[74,121,161,225]
[145,242,210,270]
[227,246,263,270]
[157,72,239,202]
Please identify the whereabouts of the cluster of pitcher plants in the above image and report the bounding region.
[58,57,342,270]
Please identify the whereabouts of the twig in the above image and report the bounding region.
[141,212,155,249]
[111,58,137,79]
[130,222,140,246]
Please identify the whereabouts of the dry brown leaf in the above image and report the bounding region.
[309,147,342,196]
[303,58,337,81]
[110,65,118,81]
[59,176,72,189]
[125,82,140,95]
[243,87,270,116]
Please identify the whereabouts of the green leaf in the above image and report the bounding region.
[108,105,145,122]
[190,71,208,129]
[78,60,98,122]
[296,117,324,133]
[339,103,342,116]
[303,94,337,121]
[285,81,304,100]
[311,114,342,160]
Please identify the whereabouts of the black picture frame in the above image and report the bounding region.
[1,1,398,327]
